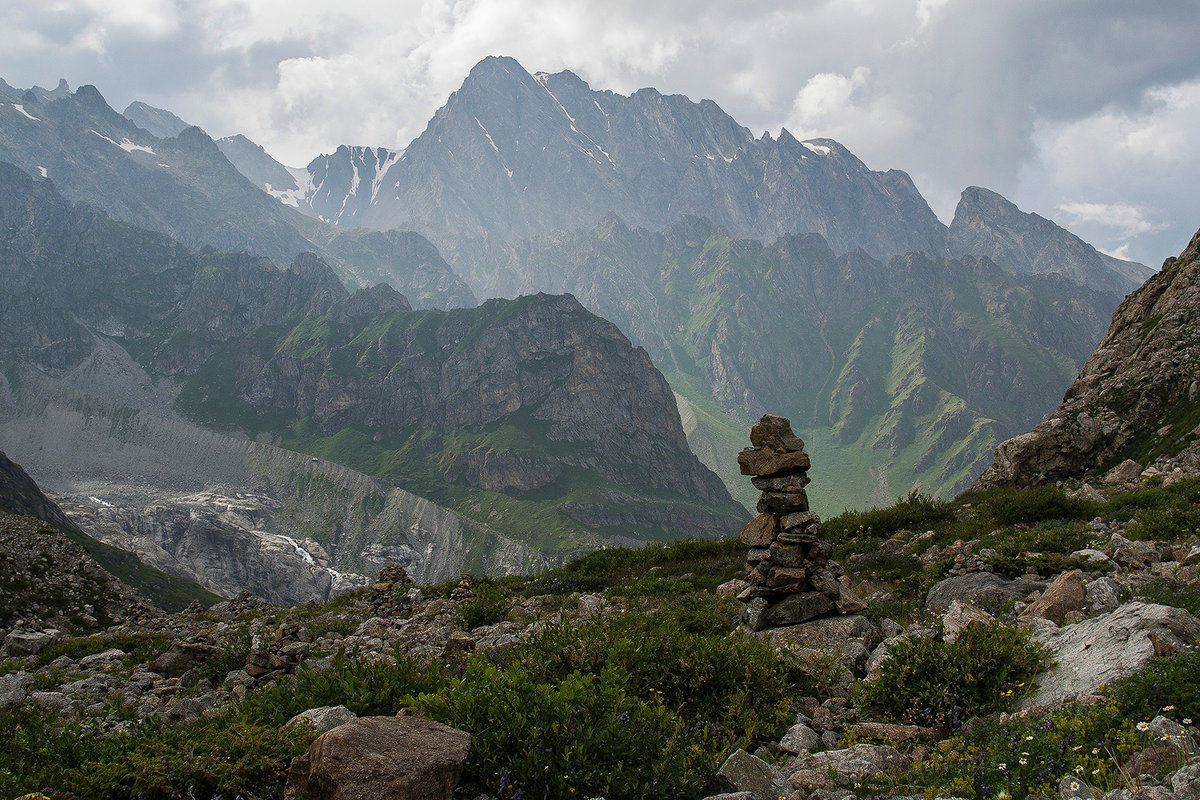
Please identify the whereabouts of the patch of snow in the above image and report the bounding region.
[88,496,113,508]
[366,148,403,207]
[156,163,170,168]
[474,116,501,156]
[89,129,156,154]
[36,166,47,178]
[801,142,831,156]
[12,103,39,121]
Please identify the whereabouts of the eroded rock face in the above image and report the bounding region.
[1022,602,1200,709]
[285,714,471,800]
[974,227,1200,489]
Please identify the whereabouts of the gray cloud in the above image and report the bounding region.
[1,0,1198,266]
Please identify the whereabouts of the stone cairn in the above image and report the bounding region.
[736,414,866,631]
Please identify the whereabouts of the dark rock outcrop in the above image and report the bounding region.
[974,226,1200,488]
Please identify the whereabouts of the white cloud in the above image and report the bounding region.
[1056,202,1162,239]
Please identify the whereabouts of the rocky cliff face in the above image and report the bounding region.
[948,187,1151,295]
[975,226,1200,488]
[435,214,1118,510]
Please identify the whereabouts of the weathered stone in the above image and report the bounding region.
[775,530,818,545]
[1105,459,1145,484]
[833,584,868,614]
[1172,761,1200,798]
[287,705,358,734]
[716,748,789,800]
[769,542,808,568]
[1085,576,1121,615]
[285,715,470,800]
[1059,774,1097,799]
[1022,602,1200,709]
[716,579,747,600]
[760,592,836,628]
[765,566,808,589]
[760,615,883,654]
[740,514,779,547]
[943,600,993,644]
[1018,570,1086,626]
[3,629,62,657]
[779,722,821,753]
[780,511,821,531]
[150,642,226,678]
[809,569,842,599]
[745,547,770,563]
[1110,533,1159,568]
[751,473,811,492]
[925,571,1027,614]
[787,744,909,788]
[749,415,806,452]
[756,491,809,515]
[737,449,811,477]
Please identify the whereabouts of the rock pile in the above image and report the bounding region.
[736,415,865,631]
[245,621,310,681]
[370,564,419,617]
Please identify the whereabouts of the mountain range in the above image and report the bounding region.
[0,55,1162,599]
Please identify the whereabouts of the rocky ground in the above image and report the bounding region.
[3,462,1200,799]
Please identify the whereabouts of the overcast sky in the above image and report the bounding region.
[2,0,1198,267]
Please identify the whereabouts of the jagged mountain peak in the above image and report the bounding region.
[948,185,1152,294]
[124,100,191,139]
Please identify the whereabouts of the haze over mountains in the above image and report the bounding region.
[0,55,1161,599]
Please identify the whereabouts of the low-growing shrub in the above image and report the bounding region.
[856,622,1049,728]
[824,490,956,542]
[1105,650,1200,724]
[421,660,717,800]
[34,633,173,670]
[972,486,1100,526]
[1123,504,1200,541]
[459,578,513,629]
[912,699,1137,800]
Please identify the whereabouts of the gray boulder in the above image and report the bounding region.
[716,748,789,800]
[1022,602,1200,709]
[787,743,909,789]
[284,714,470,800]
[287,705,358,734]
[925,572,1027,613]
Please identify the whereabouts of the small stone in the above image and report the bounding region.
[769,542,807,568]
[756,490,809,515]
[740,514,779,547]
[751,473,811,492]
[779,510,821,531]
[737,449,812,477]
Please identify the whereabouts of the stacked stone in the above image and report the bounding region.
[245,621,310,681]
[736,414,866,631]
[370,564,418,617]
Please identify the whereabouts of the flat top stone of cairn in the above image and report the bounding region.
[748,414,805,452]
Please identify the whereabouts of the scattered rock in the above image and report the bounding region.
[1018,569,1087,626]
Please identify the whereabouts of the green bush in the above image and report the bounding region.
[973,486,1099,526]
[1124,504,1200,541]
[420,660,716,800]
[0,706,311,800]
[460,578,514,629]
[824,489,956,542]
[1105,650,1200,724]
[856,622,1049,728]
[912,699,1137,800]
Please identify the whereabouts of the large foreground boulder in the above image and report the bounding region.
[285,714,471,800]
[1021,602,1200,709]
